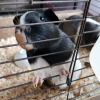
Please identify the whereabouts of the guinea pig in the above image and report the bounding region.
[59,15,100,46]
[13,9,82,90]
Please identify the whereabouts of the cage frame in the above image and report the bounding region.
[0,0,100,100]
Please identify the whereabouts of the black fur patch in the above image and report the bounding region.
[13,15,21,25]
[83,22,100,44]
[43,9,59,25]
[27,36,74,66]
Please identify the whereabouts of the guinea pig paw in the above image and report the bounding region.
[32,76,43,88]
[59,69,69,81]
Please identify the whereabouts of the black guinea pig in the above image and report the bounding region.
[13,9,82,90]
[59,15,100,46]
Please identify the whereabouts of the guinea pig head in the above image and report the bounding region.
[83,22,100,44]
[13,9,59,50]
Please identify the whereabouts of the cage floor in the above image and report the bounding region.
[0,37,100,100]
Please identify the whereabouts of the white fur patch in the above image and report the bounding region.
[86,18,100,25]
[26,44,34,50]
[31,57,51,80]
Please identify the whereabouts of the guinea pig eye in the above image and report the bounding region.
[40,17,45,21]
[25,26,31,33]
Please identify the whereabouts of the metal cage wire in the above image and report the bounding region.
[0,0,99,100]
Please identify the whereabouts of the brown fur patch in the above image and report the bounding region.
[15,31,32,50]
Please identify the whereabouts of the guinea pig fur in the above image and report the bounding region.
[59,15,100,45]
[13,9,82,90]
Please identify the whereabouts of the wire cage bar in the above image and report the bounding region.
[0,0,100,100]
[0,0,89,5]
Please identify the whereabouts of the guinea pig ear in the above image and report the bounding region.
[43,9,59,25]
[72,21,81,30]
[13,15,21,25]
[66,15,82,30]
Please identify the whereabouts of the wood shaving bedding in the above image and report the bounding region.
[0,36,100,100]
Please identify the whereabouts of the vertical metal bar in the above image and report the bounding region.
[30,0,33,5]
[73,2,78,9]
[66,0,91,100]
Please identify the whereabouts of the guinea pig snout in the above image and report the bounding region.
[15,29,34,50]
